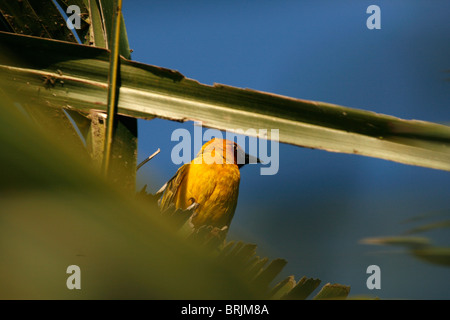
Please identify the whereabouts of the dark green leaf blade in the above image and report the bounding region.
[1,31,450,172]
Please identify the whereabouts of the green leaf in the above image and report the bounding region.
[97,0,131,58]
[85,0,107,47]
[269,275,296,300]
[404,220,450,235]
[361,218,450,268]
[312,283,351,300]
[251,258,287,292]
[412,247,450,267]
[1,31,450,171]
[243,256,267,278]
[221,242,258,267]
[360,236,432,249]
[89,0,137,189]
[283,276,321,300]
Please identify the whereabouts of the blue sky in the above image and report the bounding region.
[122,1,450,299]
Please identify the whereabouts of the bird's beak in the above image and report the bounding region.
[239,153,263,168]
[246,153,262,164]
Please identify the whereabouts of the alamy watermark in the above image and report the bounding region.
[366,5,381,30]
[65,5,382,32]
[366,265,381,290]
[66,5,81,30]
[170,122,279,176]
[66,265,81,290]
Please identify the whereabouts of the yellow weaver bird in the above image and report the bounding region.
[157,138,261,230]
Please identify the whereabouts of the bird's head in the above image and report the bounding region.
[197,138,261,167]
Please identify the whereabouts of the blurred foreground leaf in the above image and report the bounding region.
[0,88,258,299]
[361,212,450,267]
[412,247,450,267]
[361,236,432,248]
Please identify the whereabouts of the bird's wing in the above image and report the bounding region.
[157,163,190,212]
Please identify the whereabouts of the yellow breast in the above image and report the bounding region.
[177,162,241,228]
